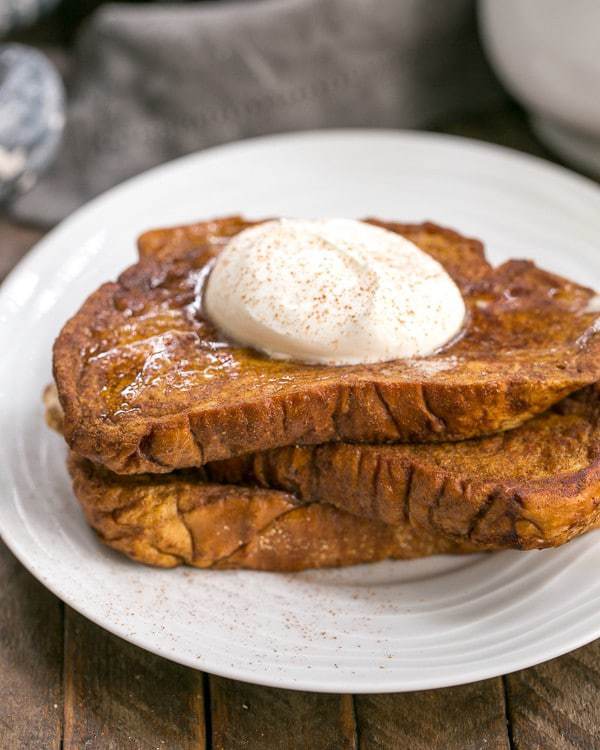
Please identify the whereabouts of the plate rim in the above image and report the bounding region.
[3,126,600,295]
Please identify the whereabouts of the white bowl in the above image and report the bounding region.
[479,0,600,176]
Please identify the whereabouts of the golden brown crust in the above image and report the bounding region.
[68,454,477,570]
[53,217,600,474]
[47,385,600,568]
[137,215,260,263]
[67,384,600,568]
[206,386,600,549]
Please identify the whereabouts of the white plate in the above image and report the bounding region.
[2,130,600,693]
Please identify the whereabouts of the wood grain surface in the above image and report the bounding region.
[506,642,600,750]
[210,678,356,750]
[0,542,62,750]
[1,109,598,749]
[63,608,206,750]
[354,682,510,749]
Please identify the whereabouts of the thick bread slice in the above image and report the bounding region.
[208,386,600,549]
[45,384,600,553]
[44,388,476,570]
[68,454,478,571]
[53,217,600,474]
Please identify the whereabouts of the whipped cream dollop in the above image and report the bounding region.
[203,218,465,365]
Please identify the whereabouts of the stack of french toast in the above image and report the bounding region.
[46,216,600,571]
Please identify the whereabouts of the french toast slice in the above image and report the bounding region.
[45,384,600,554]
[68,453,477,570]
[208,386,600,549]
[53,217,600,474]
[44,388,475,569]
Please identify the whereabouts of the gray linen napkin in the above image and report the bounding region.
[14,0,504,226]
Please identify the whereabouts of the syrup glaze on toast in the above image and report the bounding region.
[54,218,600,474]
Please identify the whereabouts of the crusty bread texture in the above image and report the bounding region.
[54,217,600,474]
[209,386,600,550]
[68,454,479,570]
[45,384,600,568]
[45,384,478,569]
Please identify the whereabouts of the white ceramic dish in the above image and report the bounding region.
[2,130,600,693]
[479,0,600,177]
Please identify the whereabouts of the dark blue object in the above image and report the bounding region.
[0,43,64,204]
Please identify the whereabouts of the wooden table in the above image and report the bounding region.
[2,110,600,750]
